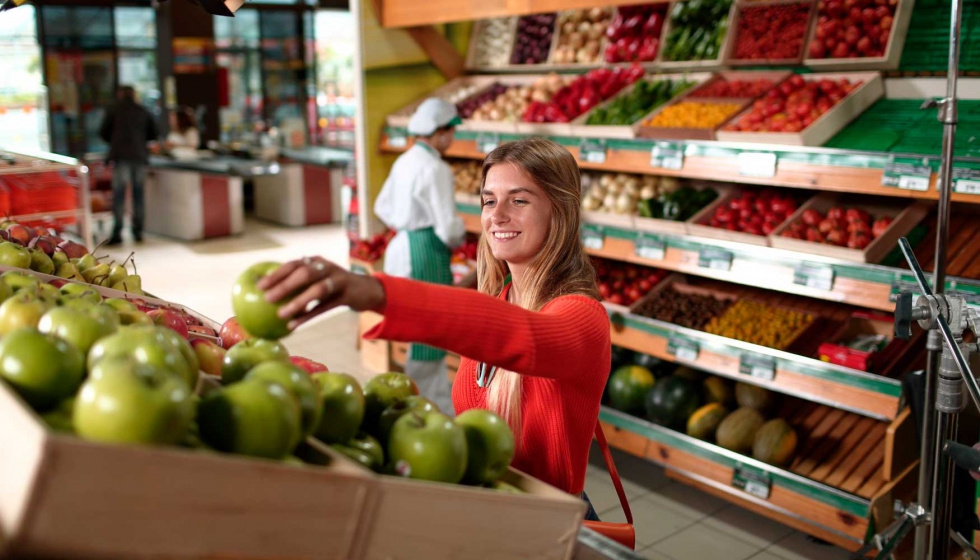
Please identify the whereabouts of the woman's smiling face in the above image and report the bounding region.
[481,162,553,266]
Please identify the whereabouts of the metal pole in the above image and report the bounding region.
[930,412,960,560]
[914,348,939,560]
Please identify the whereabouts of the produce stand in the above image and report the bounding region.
[253,146,354,227]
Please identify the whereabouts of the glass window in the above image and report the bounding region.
[115,7,159,115]
[41,6,113,50]
[214,8,260,49]
[314,9,355,148]
[0,5,48,152]
[114,7,156,49]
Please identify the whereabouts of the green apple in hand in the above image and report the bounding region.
[0,292,53,336]
[388,411,468,484]
[455,409,515,485]
[197,378,301,459]
[377,395,437,446]
[312,372,365,444]
[0,328,85,411]
[74,357,194,445]
[88,325,197,389]
[245,360,321,440]
[232,262,293,340]
[362,372,419,434]
[221,338,289,384]
[38,306,117,355]
[348,431,384,471]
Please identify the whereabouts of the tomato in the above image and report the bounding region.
[826,228,846,246]
[872,217,893,237]
[781,230,802,239]
[637,279,652,292]
[845,208,871,223]
[806,228,825,243]
[762,222,776,235]
[608,293,625,306]
[626,287,642,303]
[848,232,871,249]
[802,209,823,226]
[788,75,806,89]
[598,283,610,299]
[818,218,837,234]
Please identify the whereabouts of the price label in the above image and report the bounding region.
[476,132,500,154]
[581,224,605,250]
[667,337,699,362]
[650,142,684,170]
[634,233,666,261]
[388,132,408,149]
[882,159,931,191]
[739,355,776,381]
[698,248,733,271]
[953,167,980,194]
[793,263,835,292]
[737,152,777,178]
[733,464,772,500]
[580,139,608,164]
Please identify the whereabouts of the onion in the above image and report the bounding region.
[589,184,606,199]
[640,185,657,200]
[615,193,637,215]
[660,177,680,192]
[603,192,618,211]
[599,174,614,188]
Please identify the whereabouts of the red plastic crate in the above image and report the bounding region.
[3,172,77,217]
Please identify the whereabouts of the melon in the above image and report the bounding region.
[753,419,798,467]
[633,352,663,374]
[644,375,701,430]
[716,407,764,453]
[703,377,734,407]
[673,366,704,382]
[686,403,728,441]
[607,365,655,415]
[735,383,778,413]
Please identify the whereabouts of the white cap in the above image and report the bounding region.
[407,98,462,136]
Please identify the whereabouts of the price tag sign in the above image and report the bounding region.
[793,263,835,292]
[953,167,980,195]
[737,152,777,178]
[739,354,776,381]
[476,132,500,154]
[882,159,931,191]
[733,463,772,500]
[650,142,684,170]
[580,139,608,164]
[667,337,700,362]
[634,232,666,261]
[698,248,733,271]
[581,224,605,250]
[388,132,408,149]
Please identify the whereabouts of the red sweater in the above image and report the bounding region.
[364,275,610,495]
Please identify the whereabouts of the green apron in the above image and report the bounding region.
[408,227,452,361]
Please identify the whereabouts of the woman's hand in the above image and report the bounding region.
[257,257,387,330]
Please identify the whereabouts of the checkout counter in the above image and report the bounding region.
[256,146,353,227]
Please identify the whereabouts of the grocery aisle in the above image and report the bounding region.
[102,219,852,560]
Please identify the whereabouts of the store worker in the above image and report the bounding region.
[259,138,609,518]
[371,97,466,415]
[166,107,201,152]
[99,85,159,246]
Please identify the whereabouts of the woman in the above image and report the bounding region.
[259,138,609,515]
[166,107,200,151]
[372,97,466,415]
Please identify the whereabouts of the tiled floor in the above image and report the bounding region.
[125,218,858,560]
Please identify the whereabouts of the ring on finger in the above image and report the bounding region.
[323,277,335,296]
[311,260,326,273]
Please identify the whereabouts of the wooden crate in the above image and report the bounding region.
[802,0,915,71]
[631,181,729,237]
[0,382,376,559]
[768,194,932,264]
[657,0,739,71]
[715,71,884,146]
[686,186,808,247]
[724,0,817,66]
[354,467,587,560]
[385,76,499,129]
[546,8,614,69]
[683,70,792,100]
[464,17,519,71]
[359,311,391,373]
[636,96,751,141]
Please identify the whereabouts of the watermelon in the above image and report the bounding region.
[735,383,778,413]
[633,352,662,374]
[753,419,798,466]
[716,407,764,453]
[687,403,728,441]
[644,375,701,430]
[607,365,655,415]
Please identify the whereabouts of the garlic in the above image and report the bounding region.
[640,185,657,200]
[603,192,618,211]
[615,192,637,215]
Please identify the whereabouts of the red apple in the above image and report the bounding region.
[191,339,226,377]
[219,316,251,348]
[290,356,329,374]
[148,309,189,339]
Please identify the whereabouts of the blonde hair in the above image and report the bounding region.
[476,137,599,442]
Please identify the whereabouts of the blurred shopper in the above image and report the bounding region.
[371,98,465,415]
[99,85,158,246]
[166,107,201,151]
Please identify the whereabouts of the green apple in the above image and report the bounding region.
[156,327,200,383]
[455,409,515,485]
[74,357,194,445]
[244,360,321,440]
[330,443,376,471]
[60,282,103,304]
[312,372,364,444]
[492,480,523,494]
[0,292,53,336]
[38,306,116,356]
[41,397,75,433]
[103,298,152,325]
[191,338,225,376]
[348,431,384,471]
[0,277,11,305]
[2,270,39,294]
[29,249,54,275]
[0,241,31,269]
[88,325,197,388]
[51,251,69,268]
[197,378,301,459]
[221,338,289,384]
[377,395,437,446]
[231,262,291,340]
[362,372,419,434]
[388,411,467,484]
[0,327,84,411]
[37,283,61,304]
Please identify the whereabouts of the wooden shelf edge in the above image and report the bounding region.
[378,0,671,28]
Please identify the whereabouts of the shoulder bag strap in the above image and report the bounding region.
[594,422,633,525]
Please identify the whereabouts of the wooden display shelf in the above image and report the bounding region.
[381,130,980,205]
[606,305,904,420]
[599,406,918,552]
[376,0,671,28]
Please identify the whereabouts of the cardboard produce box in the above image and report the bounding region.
[0,380,377,559]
